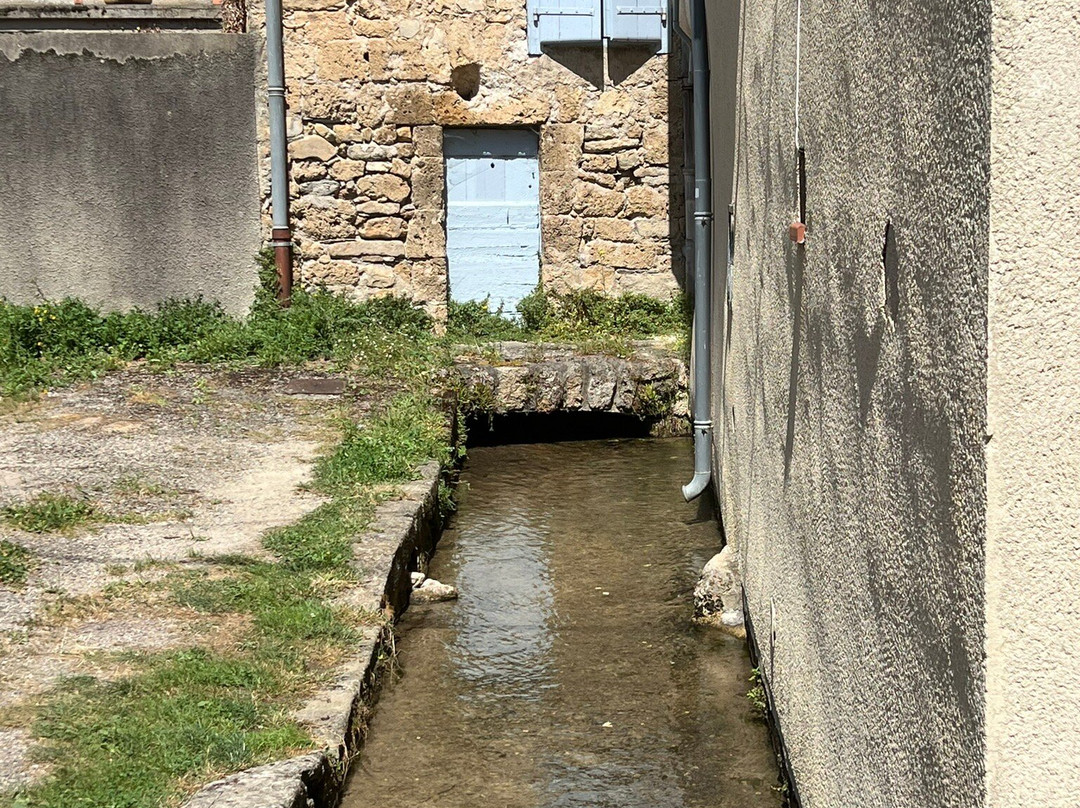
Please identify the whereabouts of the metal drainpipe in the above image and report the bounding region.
[672,1,696,273]
[265,0,293,305]
[682,0,713,502]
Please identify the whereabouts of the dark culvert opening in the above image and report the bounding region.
[464,411,657,446]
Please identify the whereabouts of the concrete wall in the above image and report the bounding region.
[986,2,1080,805]
[264,0,684,318]
[713,1,990,805]
[0,33,262,315]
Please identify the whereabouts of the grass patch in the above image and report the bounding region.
[24,650,310,808]
[447,287,688,353]
[314,395,451,493]
[0,539,33,586]
[11,393,453,807]
[2,493,97,534]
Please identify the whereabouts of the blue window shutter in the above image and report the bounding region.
[603,0,668,53]
[527,0,603,55]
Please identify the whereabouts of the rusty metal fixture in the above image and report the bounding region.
[266,0,291,307]
[271,227,293,305]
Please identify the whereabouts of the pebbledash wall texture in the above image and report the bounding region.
[255,0,684,319]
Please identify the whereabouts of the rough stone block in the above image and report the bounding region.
[542,171,577,216]
[585,240,658,270]
[624,185,666,217]
[386,85,435,124]
[305,258,360,285]
[346,143,395,160]
[406,210,446,259]
[295,204,357,240]
[587,217,636,242]
[614,269,676,297]
[413,126,442,158]
[357,201,401,216]
[360,263,398,289]
[290,135,337,161]
[541,215,582,264]
[617,150,643,172]
[579,153,617,173]
[583,136,639,154]
[412,158,444,209]
[355,174,410,203]
[328,239,406,259]
[361,217,407,239]
[293,161,328,182]
[315,40,370,82]
[573,183,624,217]
[329,159,365,180]
[298,179,339,196]
[541,123,584,166]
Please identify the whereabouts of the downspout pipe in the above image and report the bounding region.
[682,0,713,502]
[265,0,293,305]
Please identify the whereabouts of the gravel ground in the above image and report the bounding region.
[0,364,366,790]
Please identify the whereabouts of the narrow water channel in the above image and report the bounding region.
[342,439,782,808]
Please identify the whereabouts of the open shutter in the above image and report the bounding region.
[603,0,668,52]
[527,0,603,55]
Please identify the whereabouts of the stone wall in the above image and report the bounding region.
[269,0,684,318]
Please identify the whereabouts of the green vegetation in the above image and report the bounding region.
[14,393,452,808]
[0,261,686,805]
[447,287,688,347]
[0,539,33,586]
[0,253,438,399]
[25,652,310,808]
[747,667,767,716]
[1,251,686,400]
[2,493,97,534]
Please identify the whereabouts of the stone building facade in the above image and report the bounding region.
[270,0,684,319]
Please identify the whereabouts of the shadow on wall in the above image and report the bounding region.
[543,42,664,90]
[544,45,605,89]
[667,37,689,292]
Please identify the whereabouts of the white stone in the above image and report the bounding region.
[693,545,743,623]
[411,578,458,603]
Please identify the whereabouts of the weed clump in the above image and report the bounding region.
[0,253,436,398]
[0,539,33,585]
[3,492,97,533]
[747,668,767,716]
[447,287,687,351]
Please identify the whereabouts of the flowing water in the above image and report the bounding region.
[341,439,782,808]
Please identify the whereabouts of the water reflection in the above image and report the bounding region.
[342,440,781,808]
[450,511,556,700]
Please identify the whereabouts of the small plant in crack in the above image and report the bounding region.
[747,667,767,716]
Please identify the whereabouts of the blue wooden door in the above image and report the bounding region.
[445,129,540,316]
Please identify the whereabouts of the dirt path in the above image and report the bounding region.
[0,365,360,791]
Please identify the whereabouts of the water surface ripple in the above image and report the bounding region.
[342,439,781,808]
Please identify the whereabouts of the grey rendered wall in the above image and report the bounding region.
[715,1,990,806]
[986,2,1080,805]
[0,33,262,315]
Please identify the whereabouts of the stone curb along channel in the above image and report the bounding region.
[182,462,443,808]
